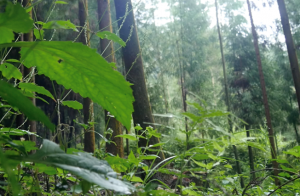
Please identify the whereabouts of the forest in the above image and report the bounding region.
[1,0,300,195]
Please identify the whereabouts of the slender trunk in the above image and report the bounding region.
[179,1,189,151]
[175,40,189,150]
[215,0,244,188]
[113,0,164,159]
[247,0,279,185]
[246,128,255,180]
[22,0,36,147]
[79,0,95,153]
[277,0,300,114]
[98,0,124,157]
[293,123,300,144]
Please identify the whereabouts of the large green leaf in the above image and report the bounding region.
[0,41,134,130]
[0,63,22,80]
[0,27,14,44]
[18,83,54,100]
[0,1,33,33]
[0,80,55,131]
[13,139,134,194]
[43,20,78,32]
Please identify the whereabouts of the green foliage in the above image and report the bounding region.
[0,80,55,131]
[0,63,22,80]
[18,83,55,100]
[43,20,78,32]
[0,1,32,44]
[61,100,83,110]
[96,31,126,47]
[0,41,134,130]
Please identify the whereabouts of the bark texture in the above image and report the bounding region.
[79,0,95,153]
[276,0,300,114]
[98,0,124,157]
[215,0,244,187]
[114,0,164,159]
[23,0,36,146]
[247,0,279,185]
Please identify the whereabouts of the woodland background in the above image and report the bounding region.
[1,0,300,195]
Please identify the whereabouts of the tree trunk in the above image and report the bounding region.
[79,0,95,153]
[98,0,124,158]
[179,1,189,151]
[246,128,255,180]
[247,0,279,185]
[276,0,300,114]
[215,0,244,188]
[293,122,300,145]
[22,0,36,147]
[113,0,164,159]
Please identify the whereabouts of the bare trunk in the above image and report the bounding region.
[97,0,124,158]
[246,129,255,180]
[277,0,300,114]
[22,0,36,147]
[293,123,300,145]
[215,0,244,188]
[247,0,279,185]
[179,1,189,151]
[113,0,164,159]
[79,0,95,153]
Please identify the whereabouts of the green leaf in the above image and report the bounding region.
[0,41,134,130]
[182,112,201,122]
[19,83,54,100]
[134,125,143,131]
[246,141,267,152]
[115,134,137,141]
[283,146,300,158]
[0,1,33,33]
[96,31,125,47]
[43,20,78,32]
[279,172,290,178]
[34,163,57,175]
[280,165,297,174]
[206,162,214,170]
[192,159,206,168]
[144,182,158,192]
[0,80,55,131]
[12,139,134,194]
[0,146,20,195]
[271,159,289,164]
[141,190,177,196]
[12,140,38,152]
[0,128,39,137]
[5,59,20,63]
[55,1,68,4]
[33,29,44,40]
[62,101,83,110]
[0,27,14,44]
[0,63,22,80]
[149,142,165,148]
[125,175,143,182]
[224,164,232,169]
[80,180,92,194]
[139,155,159,160]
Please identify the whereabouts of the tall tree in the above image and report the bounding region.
[79,0,95,153]
[98,0,124,157]
[113,0,164,159]
[215,0,245,188]
[22,0,36,145]
[247,0,279,185]
[276,0,300,114]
